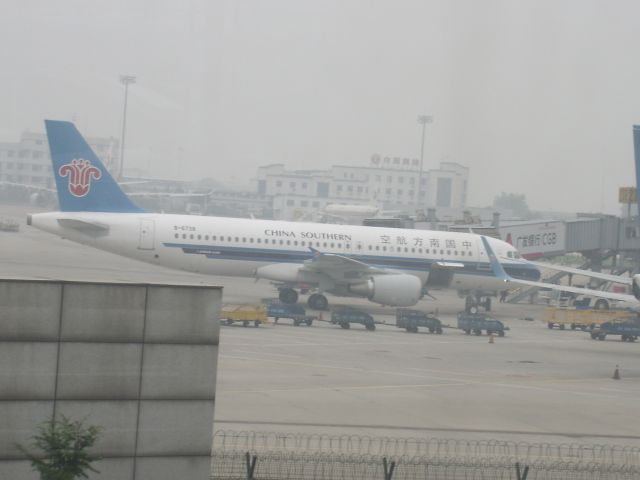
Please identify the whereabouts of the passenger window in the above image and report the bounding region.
[279,240,284,245]
[447,250,450,255]
[411,248,415,253]
[330,243,335,248]
[197,235,202,240]
[287,240,291,245]
[242,237,246,242]
[418,248,422,254]
[235,237,239,242]
[440,249,444,254]
[174,233,179,239]
[383,246,387,251]
[375,246,380,251]
[257,238,261,243]
[405,247,408,253]
[190,234,194,239]
[227,236,232,241]
[205,235,209,241]
[294,240,298,246]
[323,242,327,247]
[301,241,305,246]
[212,235,217,240]
[273,239,277,244]
[182,234,186,239]
[250,238,254,243]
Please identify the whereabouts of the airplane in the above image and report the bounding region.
[28,120,541,311]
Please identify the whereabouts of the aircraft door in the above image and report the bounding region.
[138,219,155,250]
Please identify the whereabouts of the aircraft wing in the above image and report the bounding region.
[301,249,387,279]
[527,261,632,286]
[482,237,638,304]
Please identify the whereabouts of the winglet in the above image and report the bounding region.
[481,236,510,282]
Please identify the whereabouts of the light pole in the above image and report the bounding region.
[119,74,136,181]
[416,114,433,210]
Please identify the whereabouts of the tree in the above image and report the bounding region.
[493,192,531,219]
[17,416,102,480]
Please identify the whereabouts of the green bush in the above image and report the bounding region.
[17,415,102,480]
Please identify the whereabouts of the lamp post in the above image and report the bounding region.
[119,74,136,181]
[416,115,433,210]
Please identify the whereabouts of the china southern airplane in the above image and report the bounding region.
[28,120,541,311]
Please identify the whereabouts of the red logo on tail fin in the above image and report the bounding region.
[58,159,102,197]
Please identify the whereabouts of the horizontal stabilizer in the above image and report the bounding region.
[57,218,110,233]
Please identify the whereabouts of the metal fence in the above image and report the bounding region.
[211,431,640,480]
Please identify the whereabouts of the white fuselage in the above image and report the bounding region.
[28,211,539,300]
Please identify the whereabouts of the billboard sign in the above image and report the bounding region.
[500,221,566,259]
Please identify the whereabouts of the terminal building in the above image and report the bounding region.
[255,155,469,221]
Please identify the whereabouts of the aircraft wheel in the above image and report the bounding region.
[484,297,492,312]
[498,330,505,337]
[465,295,476,313]
[340,321,350,329]
[279,288,298,305]
[308,293,328,310]
[594,299,610,310]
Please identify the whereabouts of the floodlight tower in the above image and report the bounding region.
[119,74,136,181]
[417,114,433,209]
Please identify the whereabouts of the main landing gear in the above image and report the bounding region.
[278,288,329,310]
[307,293,329,311]
[278,288,298,305]
[465,295,492,314]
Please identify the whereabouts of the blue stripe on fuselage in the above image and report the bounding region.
[162,242,540,280]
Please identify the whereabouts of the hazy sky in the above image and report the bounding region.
[2,0,640,213]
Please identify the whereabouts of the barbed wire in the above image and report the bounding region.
[211,450,640,480]
[212,430,640,466]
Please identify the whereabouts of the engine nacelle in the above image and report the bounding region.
[349,274,422,306]
[632,274,640,300]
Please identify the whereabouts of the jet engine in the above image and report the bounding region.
[349,274,422,306]
[632,274,640,300]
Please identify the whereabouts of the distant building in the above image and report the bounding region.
[0,130,119,189]
[256,155,468,221]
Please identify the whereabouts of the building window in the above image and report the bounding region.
[398,177,404,184]
[387,176,392,183]
[302,182,307,189]
[312,201,319,207]
[286,199,294,206]
[289,181,295,188]
[276,180,282,187]
[301,200,308,207]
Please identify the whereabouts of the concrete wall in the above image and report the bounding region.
[0,280,221,480]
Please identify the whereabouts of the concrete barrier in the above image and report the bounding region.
[0,279,221,480]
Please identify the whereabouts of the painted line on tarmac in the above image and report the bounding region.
[220,382,467,394]
[220,354,478,383]
[213,419,640,441]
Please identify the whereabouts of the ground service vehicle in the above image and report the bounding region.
[543,307,635,330]
[220,304,268,327]
[590,319,640,342]
[265,301,314,326]
[331,307,376,330]
[396,309,443,333]
[457,312,506,336]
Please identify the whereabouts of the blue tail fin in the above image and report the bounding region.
[45,120,143,212]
